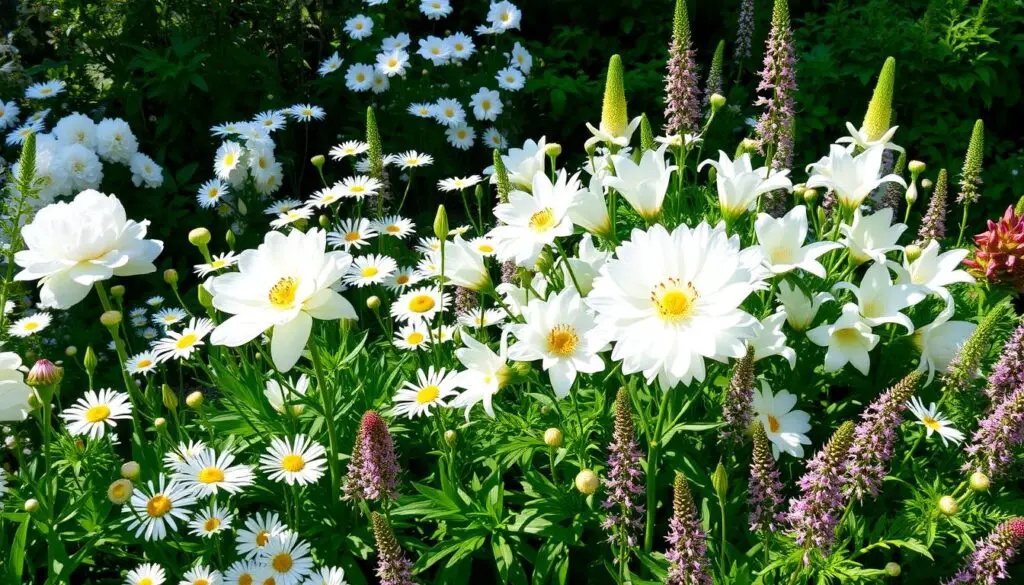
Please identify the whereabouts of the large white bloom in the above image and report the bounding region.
[833,262,921,332]
[605,144,677,221]
[893,239,974,295]
[912,309,976,385]
[14,190,163,309]
[698,151,792,221]
[839,207,906,265]
[0,352,33,421]
[207,229,357,372]
[807,144,905,210]
[807,303,880,375]
[507,288,606,397]
[489,170,580,268]
[442,236,492,291]
[587,222,763,389]
[755,206,841,278]
[486,137,547,189]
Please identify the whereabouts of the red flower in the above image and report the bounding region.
[963,205,1024,292]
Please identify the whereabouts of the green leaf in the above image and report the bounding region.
[8,515,30,582]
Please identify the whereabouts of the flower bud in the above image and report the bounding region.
[544,143,562,157]
[544,427,563,448]
[24,498,40,513]
[921,178,933,190]
[197,284,213,309]
[153,417,167,429]
[162,383,179,410]
[64,346,77,357]
[318,214,329,228]
[83,346,98,376]
[163,269,179,286]
[109,285,125,298]
[816,206,827,229]
[185,391,204,409]
[908,160,926,174]
[803,188,819,206]
[444,429,457,445]
[575,469,599,495]
[884,562,901,577]
[189,227,212,246]
[969,471,990,492]
[584,140,597,157]
[938,495,958,516]
[905,182,918,206]
[366,296,381,310]
[27,359,63,387]
[310,154,325,169]
[709,93,726,111]
[904,244,922,263]
[433,205,449,240]
[120,461,141,479]
[225,229,236,250]
[735,138,760,158]
[107,479,133,504]
[510,361,533,377]
[712,462,728,501]
[100,310,122,327]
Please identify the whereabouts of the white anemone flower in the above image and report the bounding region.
[748,312,796,369]
[568,174,612,239]
[775,280,832,332]
[13,190,163,309]
[807,144,905,210]
[698,151,793,221]
[912,310,976,385]
[807,303,880,375]
[450,332,511,420]
[507,289,607,398]
[489,170,580,268]
[839,207,907,265]
[906,397,965,445]
[751,381,812,459]
[755,206,841,278]
[485,137,547,189]
[207,229,357,372]
[833,262,921,332]
[586,222,763,389]
[605,144,677,221]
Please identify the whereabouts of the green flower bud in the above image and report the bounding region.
[185,391,204,409]
[100,310,122,327]
[110,285,125,298]
[938,495,958,516]
[904,244,922,263]
[310,154,325,170]
[64,346,77,357]
[908,160,926,174]
[197,284,213,309]
[885,562,901,577]
[83,346,98,376]
[444,429,457,445]
[862,57,896,142]
[639,114,655,152]
[803,188,819,206]
[318,214,329,228]
[163,269,178,286]
[599,55,628,138]
[710,93,727,111]
[225,229,236,250]
[153,417,167,429]
[905,182,918,206]
[544,143,562,157]
[162,383,178,410]
[24,498,40,513]
[921,178,933,190]
[712,462,728,501]
[366,296,381,310]
[188,227,212,246]
[433,205,449,240]
[969,471,990,492]
[120,461,141,480]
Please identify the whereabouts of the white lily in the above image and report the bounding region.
[912,309,976,385]
[775,280,833,332]
[605,144,677,221]
[836,122,903,153]
[749,312,796,369]
[755,206,842,278]
[585,115,642,149]
[698,151,793,221]
[568,174,612,238]
[563,234,610,296]
[442,235,491,292]
[839,207,907,265]
[833,262,921,332]
[894,240,975,294]
[806,144,905,210]
[807,303,880,375]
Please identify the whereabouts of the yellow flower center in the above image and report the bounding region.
[386,225,401,233]
[528,208,556,232]
[652,279,698,323]
[194,580,209,585]
[388,58,398,67]
[262,579,276,585]
[146,495,172,518]
[396,275,410,285]
[281,454,305,472]
[546,325,579,357]
[224,153,235,166]
[85,405,111,423]
[238,576,254,585]
[24,322,39,331]
[72,161,85,173]
[41,88,52,95]
[203,517,221,532]
[478,244,494,253]
[350,185,366,193]
[416,385,440,404]
[256,530,271,546]
[431,47,441,55]
[272,553,293,573]
[268,277,298,309]
[767,415,781,433]
[136,359,153,369]
[139,579,153,585]
[356,73,365,82]
[481,100,491,110]
[361,266,379,278]
[198,467,225,484]
[922,416,942,431]
[344,231,361,242]
[457,131,466,139]
[175,334,198,350]
[208,188,219,199]
[834,328,860,344]
[409,295,436,313]
[455,43,464,51]
[406,332,425,345]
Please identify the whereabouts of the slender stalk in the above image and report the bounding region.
[643,389,672,551]
[309,339,342,498]
[554,240,583,295]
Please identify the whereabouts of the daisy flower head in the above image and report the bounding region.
[225,561,263,585]
[0,100,19,130]
[270,207,314,230]
[196,178,229,209]
[483,127,507,150]
[260,531,314,585]
[488,1,522,31]
[152,317,215,363]
[447,32,476,60]
[509,41,532,73]
[413,254,441,279]
[173,448,255,496]
[375,49,410,77]
[260,435,327,486]
[189,502,235,537]
[253,109,287,132]
[328,218,378,251]
[489,169,580,268]
[8,312,50,337]
[129,307,148,318]
[163,441,209,472]
[60,144,103,191]
[180,565,222,585]
[417,36,451,64]
[29,109,52,124]
[309,184,345,208]
[329,140,369,161]
[25,79,65,99]
[302,567,347,585]
[338,175,381,199]
[288,104,325,123]
[391,286,449,323]
[458,308,507,329]
[384,267,421,292]
[126,563,166,585]
[60,388,132,439]
[215,141,244,179]
[586,222,764,389]
[152,307,187,328]
[393,322,431,351]
[445,123,476,150]
[432,98,465,127]
[370,70,390,93]
[210,122,242,137]
[751,381,812,459]
[344,14,374,39]
[467,236,497,256]
[438,174,482,192]
[236,512,287,559]
[141,327,159,340]
[382,32,411,51]
[345,63,375,91]
[907,397,965,446]
[420,0,452,19]
[393,366,458,418]
[147,296,165,307]
[318,52,343,76]
[344,254,397,287]
[415,236,443,254]
[264,198,303,216]
[496,66,525,91]
[123,475,196,541]
[397,150,433,169]
[408,102,435,118]
[6,121,44,146]
[194,251,239,277]
[373,215,415,239]
[469,88,503,121]
[132,314,148,328]
[450,332,511,420]
[126,351,159,376]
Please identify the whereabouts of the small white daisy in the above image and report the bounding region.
[372,216,415,239]
[907,397,965,446]
[197,178,229,209]
[318,52,344,77]
[302,567,347,585]
[59,389,132,439]
[328,218,378,251]
[180,565,222,585]
[344,14,374,40]
[194,251,239,277]
[129,307,149,318]
[146,296,165,307]
[236,512,287,559]
[253,110,287,132]
[271,207,314,229]
[392,366,458,418]
[381,32,411,51]
[338,175,381,199]
[9,312,51,337]
[25,79,65,99]
[261,531,314,585]
[152,307,188,328]
[141,327,159,340]
[152,318,215,362]
[328,140,369,161]
[445,123,475,150]
[163,440,209,471]
[126,351,159,376]
[483,127,507,150]
[408,102,434,118]
[259,435,327,486]
[173,448,255,496]
[391,287,449,323]
[345,63,375,91]
[432,98,465,127]
[393,323,431,351]
[126,563,166,585]
[288,104,325,122]
[344,254,398,287]
[308,185,345,208]
[438,175,482,192]
[189,502,235,538]
[495,67,525,91]
[396,150,433,169]
[131,315,148,328]
[468,236,497,256]
[415,236,442,254]
[458,308,506,329]
[384,267,422,292]
[264,199,304,215]
[123,475,197,541]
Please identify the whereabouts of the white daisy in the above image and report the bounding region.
[328,218,378,251]
[259,435,327,486]
[59,389,132,439]
[446,32,475,60]
[302,567,347,585]
[483,127,507,150]
[408,102,435,118]
[147,296,165,307]
[751,381,812,459]
[384,267,421,292]
[328,140,369,161]
[126,563,166,585]
[309,185,345,208]
[458,308,507,329]
[197,178,229,209]
[438,175,482,192]
[338,175,381,199]
[468,236,497,256]
[215,141,244,179]
[6,121,43,146]
[260,531,314,585]
[420,0,452,19]
[469,88,503,121]
[495,67,525,91]
[509,41,532,73]
[152,307,188,328]
[225,560,263,585]
[236,512,287,559]
[8,312,51,337]
[375,49,410,77]
[433,98,465,127]
[415,236,442,254]
[391,286,449,323]
[372,216,415,239]
[318,52,343,76]
[271,207,314,229]
[371,70,390,93]
[345,63,374,91]
[141,327,159,340]
[180,565,222,585]
[253,110,287,132]
[123,475,197,541]
[393,367,458,418]
[488,170,580,268]
[189,502,235,537]
[264,199,304,215]
[126,351,159,376]
[173,448,255,496]
[344,254,397,287]
[396,150,433,169]
[129,307,148,318]
[162,440,209,471]
[25,79,65,99]
[344,14,374,39]
[417,36,450,64]
[907,397,964,446]
[381,33,411,51]
[445,123,475,150]
[152,317,215,362]
[288,104,325,122]
[194,251,239,277]
[393,323,431,351]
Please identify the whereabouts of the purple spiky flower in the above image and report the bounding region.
[754,0,797,172]
[943,518,1024,585]
[601,388,645,548]
[749,421,785,533]
[665,472,713,585]
[371,511,418,585]
[964,387,1024,481]
[663,0,701,136]
[343,410,400,503]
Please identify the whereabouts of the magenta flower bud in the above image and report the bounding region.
[343,410,401,503]
[26,359,63,387]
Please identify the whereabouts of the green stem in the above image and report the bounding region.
[956,201,971,247]
[309,339,342,499]
[643,389,672,552]
[554,240,583,295]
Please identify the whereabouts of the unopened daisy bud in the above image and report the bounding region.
[197,284,213,309]
[27,359,63,387]
[710,93,726,111]
[64,346,77,357]
[600,54,628,138]
[83,346,97,376]
[862,57,896,142]
[433,205,449,240]
[318,214,329,228]
[24,498,39,513]
[905,181,918,206]
[162,383,178,410]
[544,427,563,448]
[100,310,122,327]
[544,143,562,157]
[938,495,958,516]
[120,461,141,479]
[108,285,125,299]
[575,469,599,495]
[712,461,729,501]
[909,160,926,175]
[188,227,212,246]
[904,244,922,263]
[969,471,991,492]
[163,269,178,286]
[225,229,236,250]
[153,417,167,429]
[366,296,381,311]
[803,188,819,206]
[310,154,325,170]
[185,391,204,409]
[884,562,901,577]
[108,478,133,504]
[510,361,532,378]
[444,429,457,445]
